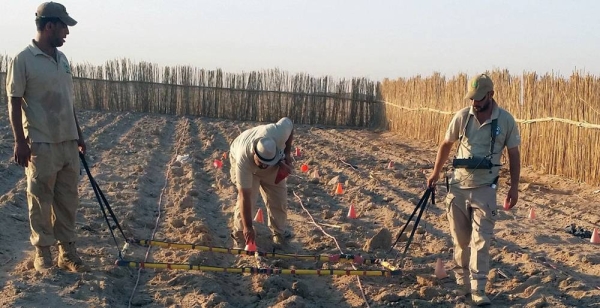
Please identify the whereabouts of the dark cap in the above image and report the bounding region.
[36,2,77,26]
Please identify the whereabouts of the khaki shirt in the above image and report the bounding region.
[230,117,294,189]
[445,102,520,188]
[5,40,79,143]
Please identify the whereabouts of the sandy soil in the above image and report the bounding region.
[0,109,599,308]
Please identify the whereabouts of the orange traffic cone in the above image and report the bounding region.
[591,228,600,244]
[335,183,344,195]
[295,147,301,157]
[434,258,448,279]
[301,163,309,173]
[222,152,228,159]
[387,161,394,169]
[245,241,257,252]
[254,208,264,224]
[347,204,357,219]
[528,207,536,220]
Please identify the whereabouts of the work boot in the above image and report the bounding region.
[272,229,292,247]
[230,231,245,249]
[33,246,53,272]
[455,274,471,296]
[455,283,471,296]
[58,242,90,272]
[272,234,284,247]
[471,290,491,306]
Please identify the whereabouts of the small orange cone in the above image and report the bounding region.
[434,258,448,279]
[335,183,344,195]
[254,208,264,224]
[295,147,301,157]
[245,241,257,252]
[591,228,600,244]
[347,204,357,219]
[301,163,309,173]
[528,207,536,220]
[387,161,394,169]
[213,159,223,169]
[222,152,228,159]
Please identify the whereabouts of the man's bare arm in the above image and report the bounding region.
[507,147,520,188]
[427,140,454,187]
[433,141,454,174]
[238,188,253,229]
[9,97,26,143]
[285,129,294,157]
[279,129,294,172]
[504,146,521,209]
[238,187,256,244]
[9,97,31,167]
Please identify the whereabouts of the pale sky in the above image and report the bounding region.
[2,0,599,81]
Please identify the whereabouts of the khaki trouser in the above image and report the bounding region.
[445,185,498,291]
[230,157,287,237]
[26,140,80,247]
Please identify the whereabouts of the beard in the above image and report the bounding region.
[473,98,491,112]
[50,27,65,48]
[51,37,64,48]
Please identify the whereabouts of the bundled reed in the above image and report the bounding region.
[0,55,383,128]
[381,69,600,185]
[64,58,384,128]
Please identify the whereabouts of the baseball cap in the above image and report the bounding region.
[36,2,77,26]
[254,137,281,166]
[464,74,493,101]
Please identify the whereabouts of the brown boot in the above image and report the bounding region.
[471,290,491,306]
[455,273,471,296]
[230,231,245,249]
[58,242,90,272]
[272,230,292,247]
[34,246,53,272]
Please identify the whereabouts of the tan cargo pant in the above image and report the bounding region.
[26,140,80,247]
[230,157,288,237]
[445,185,498,291]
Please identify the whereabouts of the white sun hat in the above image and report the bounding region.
[254,137,280,166]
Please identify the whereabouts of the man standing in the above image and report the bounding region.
[6,2,88,272]
[427,74,521,306]
[229,117,294,249]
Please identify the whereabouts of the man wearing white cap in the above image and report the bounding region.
[6,2,88,273]
[229,117,294,248]
[427,73,521,306]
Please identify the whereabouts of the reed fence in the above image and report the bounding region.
[0,56,383,127]
[2,54,599,185]
[382,70,600,186]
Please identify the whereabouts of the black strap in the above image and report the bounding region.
[489,118,498,155]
